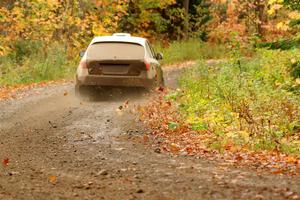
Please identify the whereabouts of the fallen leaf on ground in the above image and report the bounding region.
[2,158,9,167]
[138,91,300,177]
[48,175,57,184]
[0,80,70,100]
[170,143,180,153]
[123,100,129,108]
[143,135,149,143]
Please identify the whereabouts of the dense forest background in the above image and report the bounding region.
[0,0,299,56]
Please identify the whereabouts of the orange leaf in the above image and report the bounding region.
[285,156,298,164]
[170,143,180,153]
[235,155,243,161]
[143,135,149,142]
[48,175,57,184]
[2,158,9,167]
[272,169,283,175]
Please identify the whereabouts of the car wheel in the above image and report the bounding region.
[75,84,94,99]
[160,77,165,88]
[148,77,164,91]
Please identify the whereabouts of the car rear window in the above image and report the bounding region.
[87,42,145,60]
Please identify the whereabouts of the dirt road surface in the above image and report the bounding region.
[1,67,300,200]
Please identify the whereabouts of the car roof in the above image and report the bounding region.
[90,35,147,47]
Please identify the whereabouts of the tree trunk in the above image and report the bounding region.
[255,0,267,38]
[183,0,190,40]
[183,0,189,14]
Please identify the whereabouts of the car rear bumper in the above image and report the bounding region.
[76,74,155,88]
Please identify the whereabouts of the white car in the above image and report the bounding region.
[76,33,164,96]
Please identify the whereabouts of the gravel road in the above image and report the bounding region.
[0,66,299,200]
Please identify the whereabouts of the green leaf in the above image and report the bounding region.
[165,91,181,101]
[190,122,208,131]
[168,122,179,130]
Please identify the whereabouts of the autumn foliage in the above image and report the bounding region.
[1,0,299,55]
[0,0,206,56]
[140,88,300,176]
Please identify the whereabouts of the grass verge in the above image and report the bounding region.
[0,41,77,86]
[154,39,228,65]
[178,50,300,156]
[178,49,300,155]
[140,48,300,159]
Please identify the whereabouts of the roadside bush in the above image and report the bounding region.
[154,39,228,65]
[0,42,76,86]
[9,40,44,63]
[178,49,300,155]
[256,39,300,50]
[290,60,300,79]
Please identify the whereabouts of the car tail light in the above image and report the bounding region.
[80,60,87,69]
[144,60,151,71]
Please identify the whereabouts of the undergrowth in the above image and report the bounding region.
[177,48,300,155]
[154,39,228,65]
[0,40,77,86]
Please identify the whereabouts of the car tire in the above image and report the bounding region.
[148,76,164,91]
[75,84,94,99]
[160,77,165,88]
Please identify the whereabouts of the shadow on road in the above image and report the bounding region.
[79,86,150,102]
